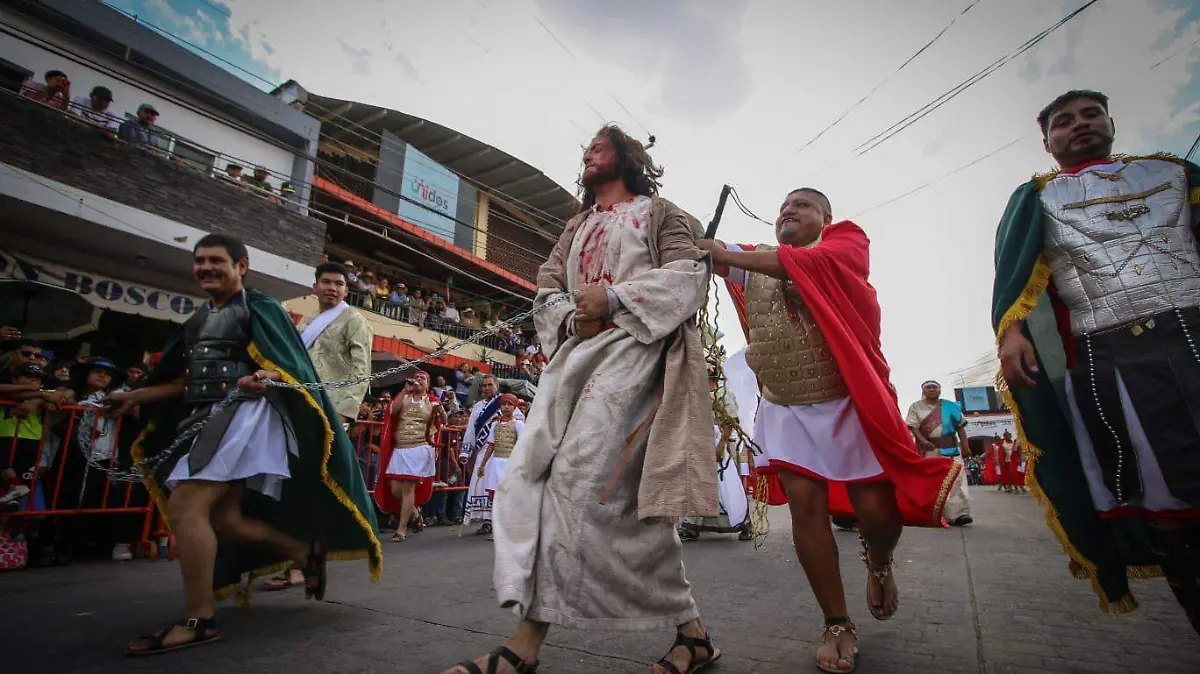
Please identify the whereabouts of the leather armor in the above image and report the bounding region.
[743,246,849,406]
[491,420,519,459]
[183,293,254,404]
[394,396,432,448]
[1041,159,1200,335]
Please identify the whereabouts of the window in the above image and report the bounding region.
[0,58,32,95]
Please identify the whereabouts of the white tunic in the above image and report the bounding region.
[166,398,297,500]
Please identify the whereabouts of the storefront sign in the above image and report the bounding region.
[397,145,461,242]
[0,249,202,323]
[964,414,1016,439]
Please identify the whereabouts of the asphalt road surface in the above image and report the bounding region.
[2,488,1197,673]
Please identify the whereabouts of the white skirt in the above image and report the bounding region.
[754,396,882,481]
[165,398,297,501]
[385,443,436,480]
[1064,374,1189,512]
[483,456,509,493]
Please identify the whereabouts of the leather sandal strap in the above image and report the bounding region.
[452,661,484,674]
[492,646,538,674]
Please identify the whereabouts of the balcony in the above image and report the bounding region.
[0,91,327,270]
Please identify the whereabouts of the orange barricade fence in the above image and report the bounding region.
[344,418,469,495]
[0,400,168,560]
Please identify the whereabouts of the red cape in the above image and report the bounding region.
[725,221,959,527]
[373,395,439,513]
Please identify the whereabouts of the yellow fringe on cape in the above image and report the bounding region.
[1030,151,1192,191]
[993,201,1166,613]
[129,344,384,606]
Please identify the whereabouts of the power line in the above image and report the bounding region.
[854,0,1100,157]
[849,135,1028,220]
[792,0,984,158]
[846,36,1200,219]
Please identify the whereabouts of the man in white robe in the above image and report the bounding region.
[460,375,523,535]
[445,126,719,674]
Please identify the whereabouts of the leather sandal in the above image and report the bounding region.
[452,646,538,674]
[815,622,858,673]
[859,537,898,620]
[654,630,721,674]
[125,617,220,656]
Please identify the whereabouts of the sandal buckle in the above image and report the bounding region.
[184,618,200,631]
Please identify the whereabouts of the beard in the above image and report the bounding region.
[581,161,621,189]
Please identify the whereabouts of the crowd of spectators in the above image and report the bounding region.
[18,68,294,205]
[331,258,544,366]
[0,329,152,567]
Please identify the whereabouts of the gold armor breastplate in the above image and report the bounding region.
[743,247,848,406]
[491,420,518,459]
[394,396,432,448]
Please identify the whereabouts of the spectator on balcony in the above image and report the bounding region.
[343,260,360,289]
[409,289,427,327]
[71,85,118,134]
[49,359,73,387]
[242,166,277,199]
[388,281,408,310]
[358,271,377,310]
[460,307,481,331]
[427,294,447,327]
[280,182,296,204]
[373,278,390,308]
[117,103,159,146]
[219,163,246,189]
[443,300,461,325]
[21,69,70,111]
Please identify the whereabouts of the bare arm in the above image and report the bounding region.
[709,246,789,281]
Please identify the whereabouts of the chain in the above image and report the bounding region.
[74,294,573,483]
[698,276,768,546]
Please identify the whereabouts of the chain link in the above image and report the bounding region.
[74,294,573,483]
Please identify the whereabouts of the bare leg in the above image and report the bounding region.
[845,480,903,619]
[389,480,407,541]
[398,481,417,535]
[776,470,854,673]
[442,619,549,674]
[209,485,308,566]
[127,480,228,652]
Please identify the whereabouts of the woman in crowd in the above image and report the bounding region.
[45,357,145,562]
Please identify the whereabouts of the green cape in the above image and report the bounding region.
[133,288,382,602]
[991,154,1200,614]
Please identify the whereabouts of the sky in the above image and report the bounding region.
[103,0,1200,403]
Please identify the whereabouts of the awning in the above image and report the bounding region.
[0,248,203,324]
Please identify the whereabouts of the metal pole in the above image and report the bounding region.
[704,185,732,240]
[1186,132,1200,162]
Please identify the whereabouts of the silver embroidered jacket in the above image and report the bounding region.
[1040,158,1200,335]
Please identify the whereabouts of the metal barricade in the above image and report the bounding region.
[0,401,163,560]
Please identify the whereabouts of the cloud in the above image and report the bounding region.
[337,39,373,77]
[534,0,753,124]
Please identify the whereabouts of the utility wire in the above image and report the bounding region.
[854,0,1100,157]
[792,0,984,158]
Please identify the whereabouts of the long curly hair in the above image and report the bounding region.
[577,124,664,212]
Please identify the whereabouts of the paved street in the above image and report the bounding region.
[2,488,1197,673]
